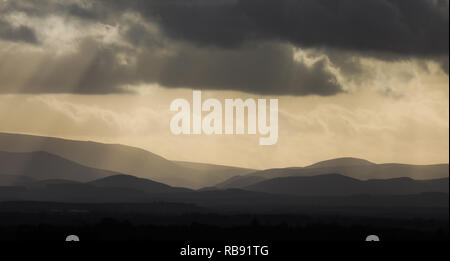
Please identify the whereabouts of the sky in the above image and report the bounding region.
[0,0,448,169]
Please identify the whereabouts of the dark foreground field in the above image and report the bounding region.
[0,202,447,242]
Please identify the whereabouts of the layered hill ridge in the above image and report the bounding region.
[0,147,447,209]
[0,151,118,182]
[216,158,449,189]
[306,157,375,168]
[89,175,192,193]
[245,173,449,196]
[0,132,254,188]
[0,132,448,190]
[0,172,447,210]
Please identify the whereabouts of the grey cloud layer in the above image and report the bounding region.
[113,0,449,56]
[0,19,37,44]
[0,39,341,95]
[118,0,449,74]
[0,0,448,95]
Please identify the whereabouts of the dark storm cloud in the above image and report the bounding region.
[76,0,450,76]
[0,19,38,44]
[115,0,450,75]
[138,42,342,95]
[0,39,341,96]
[0,0,448,95]
[98,0,448,56]
[2,0,448,56]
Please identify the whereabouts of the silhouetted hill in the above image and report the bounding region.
[0,173,196,202]
[0,185,448,214]
[246,174,362,196]
[245,174,449,196]
[175,161,254,174]
[0,175,36,186]
[174,161,255,186]
[0,201,205,214]
[0,183,150,203]
[306,157,375,168]
[1,133,448,190]
[0,169,448,215]
[0,151,122,182]
[217,162,449,188]
[0,132,249,188]
[17,179,81,189]
[365,177,449,195]
[215,175,267,189]
[89,175,192,193]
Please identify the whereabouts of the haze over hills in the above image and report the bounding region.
[0,146,447,214]
[0,172,448,213]
[0,151,119,183]
[0,174,193,203]
[1,132,448,190]
[175,161,254,178]
[245,174,449,196]
[215,175,267,189]
[89,175,192,194]
[306,157,375,168]
[0,132,252,188]
[0,175,36,187]
[216,158,449,189]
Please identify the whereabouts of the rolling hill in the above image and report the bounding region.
[1,133,448,191]
[306,157,375,168]
[0,151,121,182]
[0,175,36,187]
[0,174,194,203]
[216,158,449,189]
[0,132,253,188]
[245,174,449,196]
[0,174,448,212]
[89,174,192,193]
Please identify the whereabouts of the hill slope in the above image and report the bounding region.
[216,158,449,189]
[0,132,250,188]
[89,175,192,193]
[245,174,449,196]
[0,151,121,182]
[306,157,375,168]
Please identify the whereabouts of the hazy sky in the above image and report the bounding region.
[0,0,448,169]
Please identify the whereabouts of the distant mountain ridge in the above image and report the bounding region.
[0,148,447,212]
[89,175,192,194]
[1,132,448,190]
[0,132,254,188]
[0,173,447,212]
[306,157,375,168]
[0,174,194,202]
[216,158,449,189]
[0,151,119,182]
[245,174,449,196]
